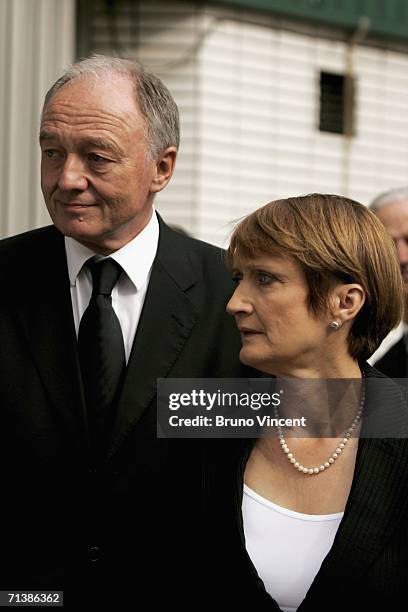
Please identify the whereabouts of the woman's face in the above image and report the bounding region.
[227,253,333,375]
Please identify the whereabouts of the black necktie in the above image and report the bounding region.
[78,257,126,458]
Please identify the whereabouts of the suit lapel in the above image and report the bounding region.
[107,220,199,459]
[300,369,408,606]
[12,228,87,440]
[299,437,408,608]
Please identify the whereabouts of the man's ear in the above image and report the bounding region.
[150,147,177,193]
[329,283,366,325]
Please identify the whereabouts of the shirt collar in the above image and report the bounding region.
[65,208,159,291]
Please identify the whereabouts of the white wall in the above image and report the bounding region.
[132,3,204,237]
[193,15,408,245]
[0,0,75,238]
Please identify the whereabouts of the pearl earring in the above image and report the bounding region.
[329,321,341,330]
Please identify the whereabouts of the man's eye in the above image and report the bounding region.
[232,275,242,284]
[44,149,58,158]
[89,153,108,163]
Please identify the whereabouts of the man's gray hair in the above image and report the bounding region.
[369,187,408,212]
[42,55,180,159]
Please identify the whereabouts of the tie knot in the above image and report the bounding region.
[86,258,123,296]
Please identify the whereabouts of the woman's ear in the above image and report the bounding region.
[329,283,365,325]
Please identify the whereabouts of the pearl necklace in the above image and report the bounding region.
[275,377,365,476]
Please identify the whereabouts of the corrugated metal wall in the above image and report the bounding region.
[196,18,408,245]
[0,0,75,238]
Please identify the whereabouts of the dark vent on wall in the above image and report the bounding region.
[319,71,354,135]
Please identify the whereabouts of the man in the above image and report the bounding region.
[0,56,248,609]
[368,187,408,377]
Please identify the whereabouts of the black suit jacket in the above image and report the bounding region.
[202,364,408,611]
[374,336,408,378]
[0,218,250,610]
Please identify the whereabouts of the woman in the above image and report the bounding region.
[203,194,408,611]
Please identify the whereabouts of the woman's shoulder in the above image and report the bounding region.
[361,361,408,439]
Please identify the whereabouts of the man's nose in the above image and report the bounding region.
[395,238,408,265]
[57,155,88,192]
[226,285,253,316]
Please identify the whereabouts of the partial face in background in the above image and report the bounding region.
[376,200,408,296]
[226,253,332,374]
[40,74,176,254]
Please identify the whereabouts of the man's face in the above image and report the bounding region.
[376,200,408,296]
[40,74,176,254]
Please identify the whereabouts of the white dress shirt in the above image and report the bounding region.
[65,210,159,363]
[368,321,407,365]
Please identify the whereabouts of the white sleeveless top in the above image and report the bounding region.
[242,485,343,612]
